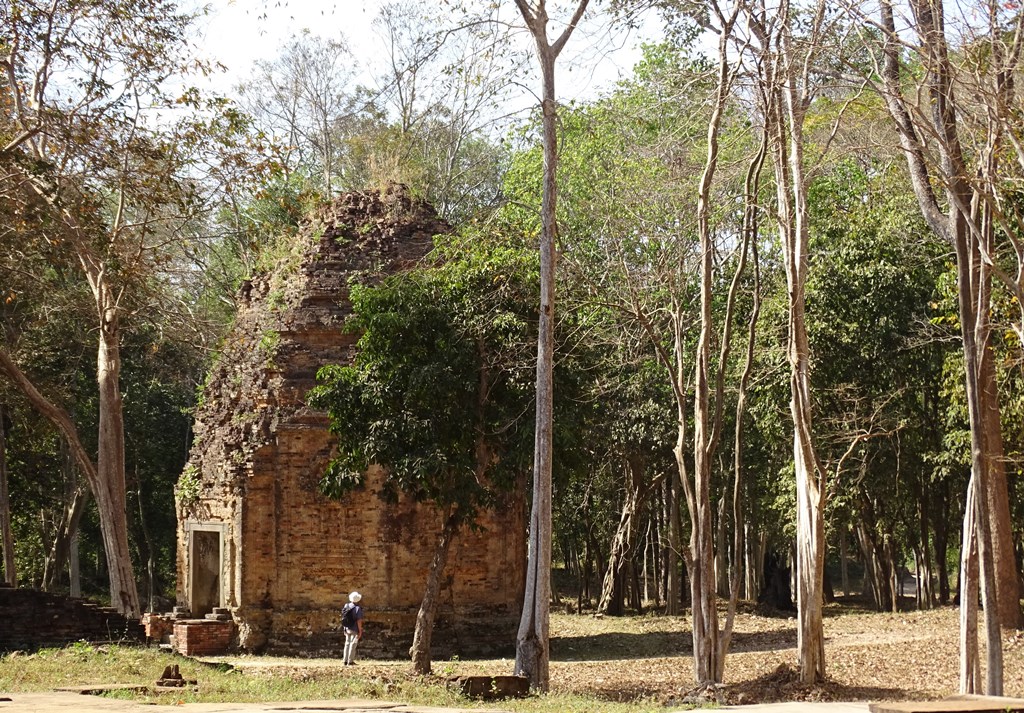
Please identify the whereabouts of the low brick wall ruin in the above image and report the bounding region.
[0,584,144,651]
[173,619,235,656]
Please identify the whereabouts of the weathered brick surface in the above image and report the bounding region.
[173,620,235,656]
[142,612,174,643]
[0,585,144,651]
[177,186,526,657]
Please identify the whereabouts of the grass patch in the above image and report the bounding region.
[0,644,671,711]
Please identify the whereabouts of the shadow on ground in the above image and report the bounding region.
[551,627,799,661]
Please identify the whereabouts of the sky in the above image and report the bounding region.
[193,0,659,104]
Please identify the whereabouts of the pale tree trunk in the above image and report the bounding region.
[0,403,15,586]
[717,140,765,678]
[410,509,461,674]
[743,525,755,601]
[959,480,980,693]
[877,0,1007,688]
[757,0,828,681]
[512,0,589,692]
[665,469,682,615]
[839,525,850,597]
[715,497,728,596]
[94,301,140,617]
[687,5,741,685]
[69,529,80,598]
[135,470,157,613]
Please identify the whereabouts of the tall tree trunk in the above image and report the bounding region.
[69,528,80,598]
[135,471,156,613]
[979,348,1021,627]
[597,499,633,616]
[935,497,951,604]
[839,525,850,598]
[512,0,589,691]
[878,0,1008,688]
[0,404,15,586]
[665,468,682,615]
[755,0,828,680]
[718,198,761,674]
[95,308,140,617]
[43,487,89,592]
[410,509,461,674]
[959,480,981,693]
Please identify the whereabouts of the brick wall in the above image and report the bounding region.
[0,585,144,651]
[172,620,234,656]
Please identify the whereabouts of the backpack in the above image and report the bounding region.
[342,603,357,629]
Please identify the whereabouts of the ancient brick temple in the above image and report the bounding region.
[176,186,526,656]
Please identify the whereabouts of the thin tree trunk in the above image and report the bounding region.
[960,479,980,693]
[754,1,828,679]
[135,469,156,613]
[43,486,89,592]
[597,485,634,616]
[69,528,80,598]
[839,525,850,598]
[715,496,728,597]
[878,0,1007,687]
[935,489,951,604]
[666,468,682,615]
[0,404,15,586]
[512,0,589,690]
[716,137,764,678]
[410,509,461,674]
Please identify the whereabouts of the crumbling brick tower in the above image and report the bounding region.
[176,186,526,656]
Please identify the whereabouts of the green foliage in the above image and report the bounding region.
[176,464,201,511]
[309,229,540,519]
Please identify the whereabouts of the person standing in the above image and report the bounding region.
[342,591,364,665]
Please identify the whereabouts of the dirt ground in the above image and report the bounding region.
[212,600,1024,705]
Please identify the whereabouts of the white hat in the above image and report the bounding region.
[349,591,362,603]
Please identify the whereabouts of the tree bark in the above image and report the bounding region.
[410,509,461,674]
[43,486,89,592]
[979,347,1021,627]
[839,525,850,598]
[761,6,827,679]
[665,467,682,615]
[959,480,980,693]
[512,0,589,691]
[0,403,15,586]
[878,0,1010,687]
[598,471,638,615]
[95,304,140,617]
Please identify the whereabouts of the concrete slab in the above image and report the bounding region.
[869,695,1024,713]
[717,703,871,712]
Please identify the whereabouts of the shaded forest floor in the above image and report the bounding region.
[218,599,1024,705]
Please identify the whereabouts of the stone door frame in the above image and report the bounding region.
[185,521,227,616]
